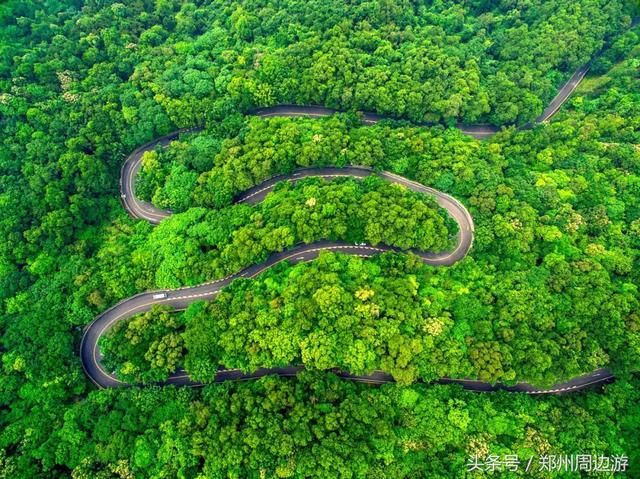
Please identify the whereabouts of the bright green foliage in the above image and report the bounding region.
[182,252,470,384]
[1,1,640,477]
[47,374,640,478]
[134,177,455,287]
[100,306,185,384]
[103,244,637,387]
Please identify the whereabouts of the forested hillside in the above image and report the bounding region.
[1,1,639,477]
[41,374,640,478]
[126,96,640,387]
[134,176,456,287]
[5,0,630,129]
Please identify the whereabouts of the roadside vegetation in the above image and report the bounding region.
[1,1,639,477]
[49,373,640,478]
[134,176,456,288]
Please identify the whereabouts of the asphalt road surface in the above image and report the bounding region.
[249,50,596,140]
[534,63,591,124]
[83,163,478,388]
[82,47,621,392]
[82,157,614,393]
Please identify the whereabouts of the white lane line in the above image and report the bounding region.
[245,245,385,279]
[92,292,220,380]
[524,376,611,394]
[258,112,331,118]
[127,152,169,221]
[537,66,590,123]
[237,184,275,202]
[169,272,237,292]
[238,173,369,202]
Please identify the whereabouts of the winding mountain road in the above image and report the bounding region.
[83,163,479,387]
[249,52,593,140]
[81,149,613,394]
[81,42,622,393]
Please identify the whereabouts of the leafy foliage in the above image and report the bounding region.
[101,306,185,384]
[0,1,639,477]
[133,176,455,288]
[48,374,640,478]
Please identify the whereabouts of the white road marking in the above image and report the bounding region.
[93,64,608,389]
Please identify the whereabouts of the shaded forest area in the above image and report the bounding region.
[1,1,639,477]
[37,374,640,478]
[132,177,456,288]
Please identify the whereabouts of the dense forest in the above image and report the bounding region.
[36,374,640,478]
[101,248,635,387]
[1,0,640,477]
[133,176,456,288]
[125,72,640,387]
